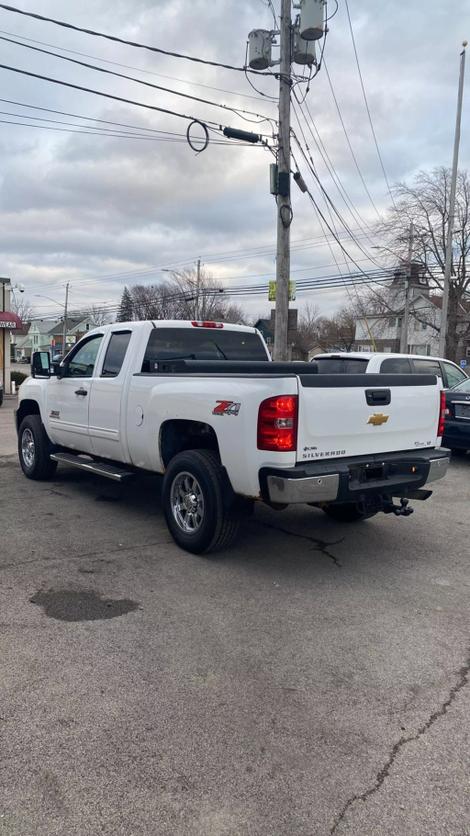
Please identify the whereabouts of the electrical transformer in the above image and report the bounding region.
[247,29,272,70]
[299,0,326,41]
[293,29,316,65]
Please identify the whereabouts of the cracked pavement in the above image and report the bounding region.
[1,397,470,835]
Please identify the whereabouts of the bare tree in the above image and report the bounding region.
[85,305,111,327]
[372,167,470,360]
[293,303,321,357]
[11,294,33,323]
[122,267,246,324]
[315,306,357,352]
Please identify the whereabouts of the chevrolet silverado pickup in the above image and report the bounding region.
[16,320,449,554]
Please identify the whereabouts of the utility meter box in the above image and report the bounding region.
[299,0,325,41]
[248,29,272,70]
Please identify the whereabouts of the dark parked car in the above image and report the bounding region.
[443,377,470,454]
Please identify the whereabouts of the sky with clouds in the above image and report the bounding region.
[0,0,469,322]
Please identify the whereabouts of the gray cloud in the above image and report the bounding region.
[0,0,468,319]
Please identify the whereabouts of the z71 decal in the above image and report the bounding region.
[213,400,241,416]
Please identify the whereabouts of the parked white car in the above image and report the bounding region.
[312,352,467,390]
[16,322,449,554]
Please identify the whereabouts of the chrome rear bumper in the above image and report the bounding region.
[262,450,450,505]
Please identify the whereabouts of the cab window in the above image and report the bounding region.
[442,361,467,389]
[315,357,369,374]
[412,359,443,380]
[101,331,131,378]
[380,357,413,373]
[65,335,103,378]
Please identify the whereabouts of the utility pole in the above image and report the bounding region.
[62,282,69,356]
[400,220,414,353]
[439,42,467,358]
[273,0,292,361]
[196,258,201,319]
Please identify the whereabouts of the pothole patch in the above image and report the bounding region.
[29,589,140,622]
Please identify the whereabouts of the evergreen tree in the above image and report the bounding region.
[117,286,133,322]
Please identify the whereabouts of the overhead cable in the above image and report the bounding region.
[0,28,275,103]
[0,34,277,126]
[323,58,382,220]
[344,0,397,209]
[0,61,272,146]
[0,3,275,75]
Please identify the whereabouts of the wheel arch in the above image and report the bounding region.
[16,399,41,433]
[160,419,221,469]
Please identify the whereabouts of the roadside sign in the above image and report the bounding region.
[268,281,296,302]
[460,359,467,368]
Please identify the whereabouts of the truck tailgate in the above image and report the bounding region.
[296,374,441,462]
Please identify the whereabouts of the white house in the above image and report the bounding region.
[353,266,470,359]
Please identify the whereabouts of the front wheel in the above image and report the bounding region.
[322,502,377,523]
[18,415,57,480]
[161,450,240,555]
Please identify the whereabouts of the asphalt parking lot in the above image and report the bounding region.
[1,396,470,835]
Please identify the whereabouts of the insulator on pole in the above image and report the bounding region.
[299,0,326,41]
[247,29,272,70]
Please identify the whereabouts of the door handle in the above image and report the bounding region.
[75,388,88,396]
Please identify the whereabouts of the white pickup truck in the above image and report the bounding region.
[16,320,449,554]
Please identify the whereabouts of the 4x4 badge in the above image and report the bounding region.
[213,400,241,416]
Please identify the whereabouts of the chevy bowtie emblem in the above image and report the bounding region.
[368,413,389,426]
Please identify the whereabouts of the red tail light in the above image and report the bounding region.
[438,390,446,437]
[191,321,224,329]
[258,395,298,452]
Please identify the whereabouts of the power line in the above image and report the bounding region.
[0,28,275,104]
[290,143,381,280]
[0,3,274,75]
[291,94,375,245]
[0,115,261,145]
[344,0,397,209]
[0,34,277,126]
[291,129,384,269]
[45,229,377,291]
[0,97,197,137]
[32,271,399,320]
[0,61,273,144]
[300,95,374,236]
[323,58,382,220]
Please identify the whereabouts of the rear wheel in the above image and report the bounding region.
[162,449,240,555]
[322,502,377,523]
[18,415,57,480]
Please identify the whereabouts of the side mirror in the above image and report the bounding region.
[52,360,65,378]
[31,351,51,379]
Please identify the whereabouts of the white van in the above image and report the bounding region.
[312,352,467,390]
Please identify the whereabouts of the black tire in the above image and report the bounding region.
[162,449,240,555]
[322,502,377,523]
[18,415,57,480]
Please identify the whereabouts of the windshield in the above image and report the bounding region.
[452,377,470,393]
[142,327,269,372]
[315,356,369,374]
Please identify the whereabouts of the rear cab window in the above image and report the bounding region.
[412,359,443,382]
[315,357,369,374]
[380,357,413,373]
[141,327,269,372]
